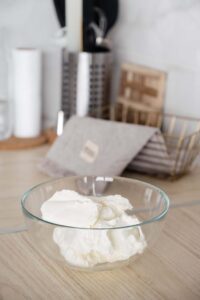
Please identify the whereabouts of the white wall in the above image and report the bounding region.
[0,0,200,129]
[110,0,200,117]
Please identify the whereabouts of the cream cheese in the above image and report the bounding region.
[41,190,147,267]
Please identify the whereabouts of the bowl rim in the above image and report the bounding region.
[21,176,170,230]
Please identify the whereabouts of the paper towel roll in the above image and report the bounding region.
[13,48,42,138]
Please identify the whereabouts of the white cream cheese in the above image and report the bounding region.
[41,190,147,268]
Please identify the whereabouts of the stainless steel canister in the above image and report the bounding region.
[61,51,112,119]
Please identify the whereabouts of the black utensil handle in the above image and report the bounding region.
[83,0,95,51]
[94,0,119,34]
[53,0,65,27]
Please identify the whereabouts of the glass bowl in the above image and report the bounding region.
[21,176,170,271]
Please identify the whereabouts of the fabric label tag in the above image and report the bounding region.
[80,140,99,163]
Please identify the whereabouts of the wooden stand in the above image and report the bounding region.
[118,63,166,126]
[0,129,57,150]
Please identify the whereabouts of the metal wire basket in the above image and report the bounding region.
[91,103,200,179]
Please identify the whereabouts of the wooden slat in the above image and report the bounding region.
[167,116,176,136]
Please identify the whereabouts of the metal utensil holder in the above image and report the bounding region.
[61,50,112,119]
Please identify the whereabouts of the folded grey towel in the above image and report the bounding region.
[39,116,158,177]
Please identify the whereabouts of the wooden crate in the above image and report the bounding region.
[118,63,166,126]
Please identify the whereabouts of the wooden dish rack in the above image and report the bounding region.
[91,103,200,179]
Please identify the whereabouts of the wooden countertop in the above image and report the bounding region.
[0,146,200,300]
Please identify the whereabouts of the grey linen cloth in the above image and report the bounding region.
[39,116,159,177]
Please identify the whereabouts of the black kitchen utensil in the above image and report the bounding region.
[53,0,65,27]
[83,0,95,51]
[94,0,119,34]
[84,3,110,52]
[84,0,118,51]
[53,0,118,33]
[52,0,117,52]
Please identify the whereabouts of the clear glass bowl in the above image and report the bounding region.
[21,176,170,271]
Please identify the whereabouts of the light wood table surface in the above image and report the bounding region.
[0,146,200,300]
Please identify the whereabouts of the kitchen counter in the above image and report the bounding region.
[0,146,200,300]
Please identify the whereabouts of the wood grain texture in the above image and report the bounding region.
[118,63,166,120]
[0,146,200,300]
[0,135,48,150]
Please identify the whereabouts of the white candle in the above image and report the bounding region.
[66,0,83,52]
[12,48,42,138]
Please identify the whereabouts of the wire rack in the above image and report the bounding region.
[91,103,200,179]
